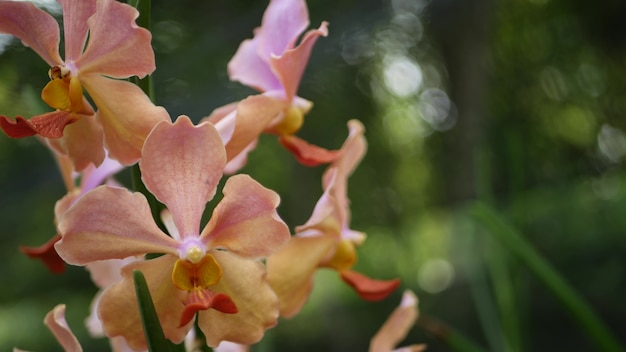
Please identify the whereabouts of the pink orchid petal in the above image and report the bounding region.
[266,235,335,317]
[296,186,342,237]
[44,304,83,352]
[98,256,191,351]
[51,114,106,171]
[80,75,170,165]
[201,174,290,259]
[19,234,65,274]
[198,251,279,348]
[56,186,179,264]
[86,257,138,289]
[141,116,226,239]
[340,269,400,301]
[270,22,328,103]
[214,341,250,352]
[58,0,96,62]
[278,134,341,166]
[0,1,62,66]
[370,290,425,352]
[257,0,309,61]
[76,0,154,78]
[228,37,281,92]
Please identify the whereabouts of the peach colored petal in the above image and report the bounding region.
[80,75,170,165]
[270,22,328,103]
[44,304,83,352]
[228,37,281,93]
[201,174,290,259]
[224,139,257,175]
[266,235,335,317]
[98,256,191,351]
[56,186,179,264]
[0,1,62,66]
[257,0,309,61]
[221,95,284,162]
[141,116,225,239]
[76,0,154,78]
[340,270,400,301]
[370,290,423,352]
[58,0,96,62]
[55,113,105,171]
[198,251,279,347]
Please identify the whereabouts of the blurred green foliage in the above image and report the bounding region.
[1,0,625,351]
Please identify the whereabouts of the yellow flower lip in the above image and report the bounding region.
[172,254,223,291]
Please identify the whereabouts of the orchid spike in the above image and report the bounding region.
[0,0,169,169]
[56,116,290,349]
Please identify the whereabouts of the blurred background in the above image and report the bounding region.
[1,0,625,351]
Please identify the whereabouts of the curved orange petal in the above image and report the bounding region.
[0,1,62,66]
[340,270,400,301]
[98,256,190,351]
[179,289,237,327]
[56,186,179,264]
[198,251,279,348]
[201,174,290,259]
[80,75,170,165]
[140,116,225,240]
[76,0,154,78]
[278,134,340,166]
[0,111,77,139]
[266,235,335,317]
[370,290,424,352]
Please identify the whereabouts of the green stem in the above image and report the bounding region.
[469,202,625,352]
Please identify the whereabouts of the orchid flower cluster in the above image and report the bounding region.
[1,0,423,351]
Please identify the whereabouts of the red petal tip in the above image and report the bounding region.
[340,270,400,301]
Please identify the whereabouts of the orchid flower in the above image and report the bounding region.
[220,0,339,168]
[20,149,123,274]
[55,116,291,350]
[370,290,427,352]
[267,120,399,317]
[0,0,169,169]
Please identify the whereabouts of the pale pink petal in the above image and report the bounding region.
[56,186,179,264]
[80,75,170,165]
[76,0,154,78]
[198,251,279,347]
[58,0,96,61]
[86,257,138,289]
[99,256,191,351]
[296,187,341,237]
[228,37,281,92]
[257,0,309,60]
[44,304,83,352]
[140,116,225,239]
[270,22,328,102]
[266,235,335,317]
[51,113,106,171]
[79,155,124,195]
[0,1,62,66]
[214,341,249,352]
[370,290,421,352]
[201,174,290,259]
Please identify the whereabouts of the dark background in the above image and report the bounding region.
[1,0,625,350]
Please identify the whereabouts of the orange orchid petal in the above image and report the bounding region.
[266,235,335,317]
[179,289,238,327]
[19,234,65,274]
[44,305,83,352]
[340,270,400,301]
[370,290,425,352]
[48,113,105,171]
[278,134,341,166]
